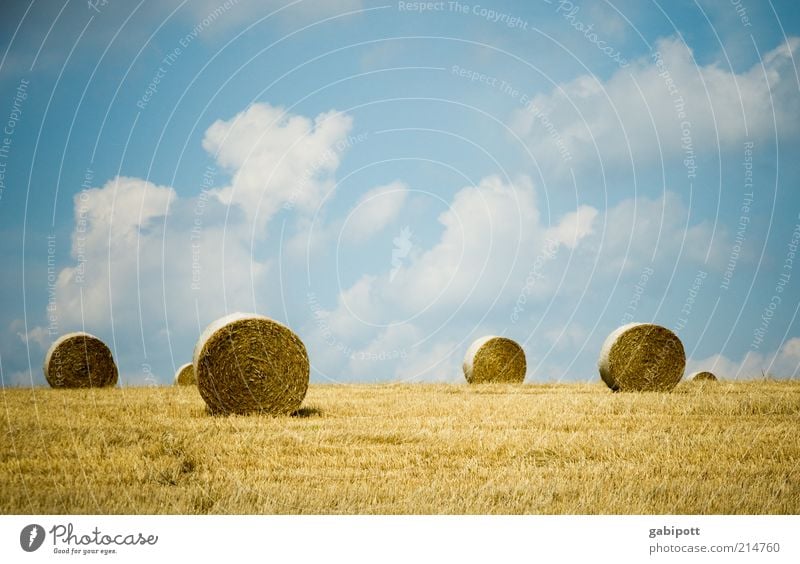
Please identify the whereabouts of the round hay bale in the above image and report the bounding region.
[174,363,196,386]
[43,332,118,388]
[193,313,309,415]
[463,336,526,384]
[690,370,718,382]
[598,323,685,391]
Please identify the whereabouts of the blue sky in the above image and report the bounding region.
[1,0,799,386]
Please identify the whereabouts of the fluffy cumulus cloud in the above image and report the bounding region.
[26,103,354,383]
[327,175,586,322]
[589,190,734,275]
[203,103,354,228]
[29,175,272,382]
[7,7,800,391]
[512,36,800,172]
[343,181,409,242]
[305,174,600,380]
[546,205,598,249]
[17,97,791,385]
[395,339,461,382]
[302,176,738,382]
[51,177,175,329]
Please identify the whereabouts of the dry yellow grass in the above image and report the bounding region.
[1,381,799,514]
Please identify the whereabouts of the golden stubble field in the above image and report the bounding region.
[1,381,798,514]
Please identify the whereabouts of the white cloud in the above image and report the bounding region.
[583,2,629,41]
[512,36,800,173]
[589,191,733,275]
[306,175,599,374]
[395,339,461,382]
[61,177,263,333]
[36,165,737,386]
[326,274,380,342]
[319,175,539,334]
[30,104,354,381]
[202,103,353,228]
[546,204,598,249]
[387,175,545,311]
[343,181,408,242]
[50,177,175,329]
[344,323,420,379]
[544,323,588,351]
[17,325,50,350]
[322,186,736,385]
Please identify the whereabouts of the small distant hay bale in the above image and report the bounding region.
[43,332,118,388]
[598,323,685,392]
[691,370,718,382]
[174,363,196,386]
[463,336,526,384]
[193,313,309,415]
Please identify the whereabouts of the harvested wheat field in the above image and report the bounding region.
[1,381,799,514]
